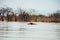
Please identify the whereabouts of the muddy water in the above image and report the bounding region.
[0,22,60,40]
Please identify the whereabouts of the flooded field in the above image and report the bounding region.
[0,21,60,40]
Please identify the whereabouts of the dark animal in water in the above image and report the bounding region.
[28,23,36,25]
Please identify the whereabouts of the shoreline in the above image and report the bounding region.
[0,21,60,23]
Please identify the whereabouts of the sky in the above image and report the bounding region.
[0,0,60,15]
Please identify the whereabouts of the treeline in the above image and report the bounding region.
[0,7,60,22]
[49,12,60,22]
[0,7,33,22]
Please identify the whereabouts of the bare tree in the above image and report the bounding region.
[0,7,13,21]
[49,11,60,22]
[0,8,7,21]
[18,9,30,22]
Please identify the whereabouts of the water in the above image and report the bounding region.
[0,21,60,40]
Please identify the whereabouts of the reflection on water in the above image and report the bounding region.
[0,22,60,40]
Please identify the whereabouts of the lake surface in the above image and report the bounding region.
[0,21,60,40]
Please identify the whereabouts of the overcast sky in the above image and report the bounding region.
[0,0,60,15]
